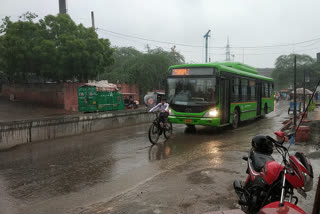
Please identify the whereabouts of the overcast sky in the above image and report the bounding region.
[1,0,320,68]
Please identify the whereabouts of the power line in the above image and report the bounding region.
[98,27,320,50]
[98,28,206,48]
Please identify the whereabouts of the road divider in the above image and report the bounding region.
[0,109,152,151]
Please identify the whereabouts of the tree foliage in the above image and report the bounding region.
[100,46,185,98]
[272,54,320,90]
[0,12,114,83]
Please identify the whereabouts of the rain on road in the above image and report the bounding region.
[0,101,319,214]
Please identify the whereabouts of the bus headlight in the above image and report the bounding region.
[169,108,174,116]
[204,108,219,118]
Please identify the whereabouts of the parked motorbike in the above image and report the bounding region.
[234,131,314,214]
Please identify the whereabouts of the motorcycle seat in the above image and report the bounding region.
[251,151,275,172]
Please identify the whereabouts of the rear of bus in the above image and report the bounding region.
[167,65,221,127]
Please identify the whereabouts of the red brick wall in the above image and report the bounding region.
[1,83,139,111]
[63,83,85,111]
[119,83,140,101]
[2,84,64,108]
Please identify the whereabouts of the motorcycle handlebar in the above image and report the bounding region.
[266,136,288,151]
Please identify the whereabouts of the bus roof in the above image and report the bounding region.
[168,62,273,82]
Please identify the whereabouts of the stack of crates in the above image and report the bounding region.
[78,86,124,112]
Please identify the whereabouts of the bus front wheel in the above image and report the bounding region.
[186,124,195,129]
[232,109,240,129]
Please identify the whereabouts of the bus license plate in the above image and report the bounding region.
[185,119,192,124]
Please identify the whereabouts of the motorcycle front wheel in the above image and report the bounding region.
[148,123,160,144]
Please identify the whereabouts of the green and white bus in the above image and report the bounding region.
[167,62,274,128]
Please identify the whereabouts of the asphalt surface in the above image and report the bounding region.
[0,101,319,214]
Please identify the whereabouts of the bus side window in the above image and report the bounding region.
[264,82,268,97]
[249,80,256,101]
[241,79,248,101]
[232,78,239,102]
[269,83,273,97]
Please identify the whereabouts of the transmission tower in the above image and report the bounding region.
[59,0,67,14]
[226,37,231,61]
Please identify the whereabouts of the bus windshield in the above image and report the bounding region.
[167,77,218,106]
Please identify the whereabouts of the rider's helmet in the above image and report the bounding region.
[251,135,273,155]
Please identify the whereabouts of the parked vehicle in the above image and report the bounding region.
[124,95,138,109]
[144,91,165,107]
[234,131,313,214]
[78,83,124,112]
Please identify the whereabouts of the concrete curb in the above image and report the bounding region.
[0,109,152,151]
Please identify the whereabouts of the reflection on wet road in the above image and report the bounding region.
[0,101,318,214]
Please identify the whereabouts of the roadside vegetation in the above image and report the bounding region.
[0,12,114,83]
[100,46,185,99]
[272,54,320,90]
[0,12,185,97]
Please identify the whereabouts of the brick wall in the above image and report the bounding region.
[118,83,140,101]
[63,83,85,111]
[2,83,139,111]
[2,84,64,108]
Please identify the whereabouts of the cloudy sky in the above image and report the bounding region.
[1,0,320,68]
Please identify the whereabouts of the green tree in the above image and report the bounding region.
[0,12,114,83]
[101,46,185,99]
[272,54,319,90]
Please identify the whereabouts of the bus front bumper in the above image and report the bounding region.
[168,116,220,126]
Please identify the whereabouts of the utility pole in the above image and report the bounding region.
[293,55,297,126]
[91,11,96,31]
[203,30,211,63]
[59,0,67,14]
[226,37,231,61]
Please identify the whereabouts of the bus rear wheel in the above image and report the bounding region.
[232,109,240,129]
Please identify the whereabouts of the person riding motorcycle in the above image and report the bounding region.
[148,98,169,126]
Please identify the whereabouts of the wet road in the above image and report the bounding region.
[0,101,319,214]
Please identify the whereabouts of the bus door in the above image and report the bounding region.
[257,82,262,116]
[220,78,231,124]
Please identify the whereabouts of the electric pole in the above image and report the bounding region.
[226,37,231,61]
[59,0,67,14]
[203,30,211,63]
[91,11,96,31]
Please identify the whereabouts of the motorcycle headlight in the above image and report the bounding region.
[169,108,174,116]
[302,172,313,192]
[204,108,219,118]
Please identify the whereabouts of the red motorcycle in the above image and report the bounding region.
[234,131,314,214]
